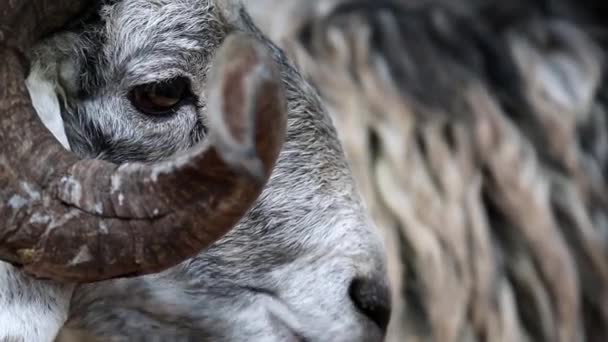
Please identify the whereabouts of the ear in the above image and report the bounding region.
[25,64,72,150]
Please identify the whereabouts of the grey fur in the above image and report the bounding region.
[5,0,389,341]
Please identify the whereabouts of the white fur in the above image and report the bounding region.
[0,263,74,342]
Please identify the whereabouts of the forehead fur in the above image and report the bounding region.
[100,0,228,64]
[67,0,233,94]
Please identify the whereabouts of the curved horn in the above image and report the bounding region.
[0,1,287,282]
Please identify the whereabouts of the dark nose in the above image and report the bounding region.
[348,276,391,333]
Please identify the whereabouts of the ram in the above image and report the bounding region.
[0,0,390,341]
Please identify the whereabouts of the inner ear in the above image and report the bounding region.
[25,64,72,150]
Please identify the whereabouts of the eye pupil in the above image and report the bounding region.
[129,77,190,115]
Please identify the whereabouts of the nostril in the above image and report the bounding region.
[348,276,391,333]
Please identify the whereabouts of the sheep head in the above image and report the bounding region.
[0,0,287,282]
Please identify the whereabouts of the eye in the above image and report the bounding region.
[129,77,191,116]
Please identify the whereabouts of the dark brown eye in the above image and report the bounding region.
[129,77,190,116]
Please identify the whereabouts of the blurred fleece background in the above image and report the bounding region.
[245,1,608,341]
